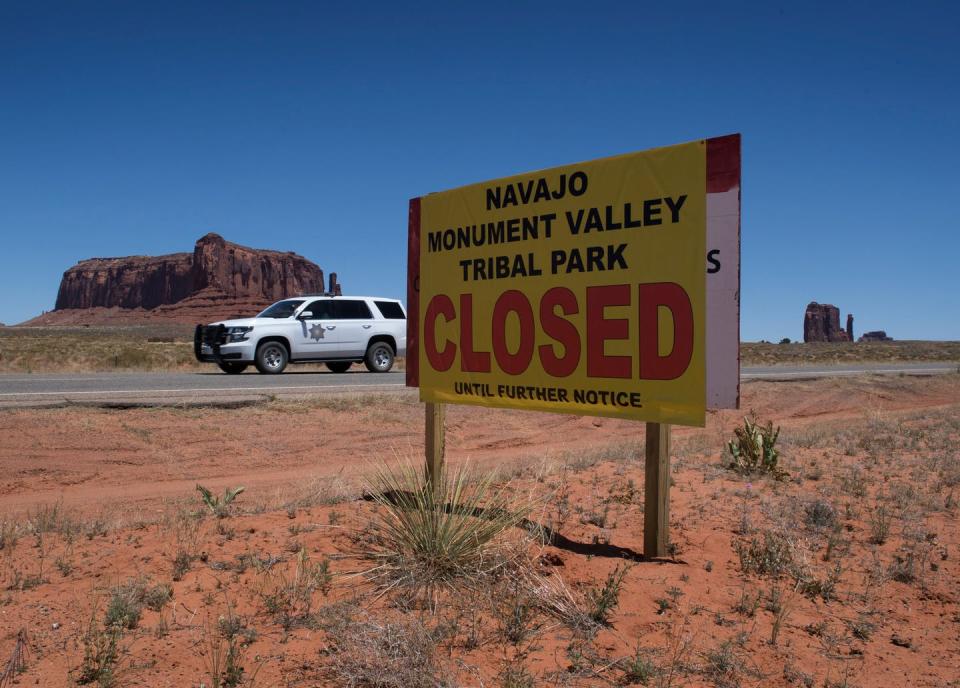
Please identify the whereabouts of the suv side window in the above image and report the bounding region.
[374,301,405,319]
[303,300,335,319]
[331,300,373,320]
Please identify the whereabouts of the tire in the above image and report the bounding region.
[255,341,289,374]
[364,342,394,373]
[217,362,248,374]
[325,361,352,374]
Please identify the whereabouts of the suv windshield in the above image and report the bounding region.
[257,300,305,319]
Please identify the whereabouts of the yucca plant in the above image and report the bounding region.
[727,417,785,479]
[196,485,245,518]
[362,461,536,605]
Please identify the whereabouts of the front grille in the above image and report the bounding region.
[194,324,226,360]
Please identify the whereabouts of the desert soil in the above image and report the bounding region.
[0,373,958,686]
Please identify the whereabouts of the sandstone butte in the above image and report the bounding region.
[24,233,329,326]
[803,301,852,343]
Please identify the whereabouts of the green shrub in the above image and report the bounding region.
[105,588,143,630]
[727,417,786,479]
[586,564,631,625]
[75,618,122,686]
[196,485,245,518]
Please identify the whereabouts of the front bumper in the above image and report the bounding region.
[194,325,255,363]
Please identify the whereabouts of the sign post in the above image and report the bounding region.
[407,135,740,557]
[644,422,671,557]
[424,401,445,494]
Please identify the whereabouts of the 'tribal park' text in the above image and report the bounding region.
[426,172,689,282]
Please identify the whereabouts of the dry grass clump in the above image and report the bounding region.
[259,549,332,630]
[519,563,631,637]
[323,610,451,688]
[361,461,536,604]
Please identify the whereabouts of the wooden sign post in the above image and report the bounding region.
[643,422,671,557]
[424,402,445,494]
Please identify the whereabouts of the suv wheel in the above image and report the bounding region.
[364,342,394,373]
[326,361,352,373]
[255,341,289,374]
[218,362,248,374]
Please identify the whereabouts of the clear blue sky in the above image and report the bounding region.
[1,1,957,340]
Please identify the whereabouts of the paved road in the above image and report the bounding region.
[0,361,954,408]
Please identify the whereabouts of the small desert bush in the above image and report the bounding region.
[260,549,332,630]
[196,485,245,519]
[619,644,657,685]
[736,531,796,577]
[586,564,631,625]
[868,504,892,544]
[0,520,20,552]
[105,588,143,630]
[202,609,258,688]
[104,578,172,630]
[74,612,123,686]
[493,583,542,645]
[361,461,535,604]
[325,614,449,688]
[804,500,838,531]
[727,417,786,479]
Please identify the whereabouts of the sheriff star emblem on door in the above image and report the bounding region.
[308,323,325,341]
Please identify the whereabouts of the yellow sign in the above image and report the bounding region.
[409,139,708,426]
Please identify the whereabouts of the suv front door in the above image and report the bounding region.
[291,299,341,359]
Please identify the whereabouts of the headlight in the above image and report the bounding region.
[225,326,253,342]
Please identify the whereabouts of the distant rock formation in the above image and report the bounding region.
[328,272,342,296]
[859,331,893,342]
[846,313,854,341]
[31,233,329,325]
[803,302,851,343]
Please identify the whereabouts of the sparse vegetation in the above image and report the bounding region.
[0,374,958,686]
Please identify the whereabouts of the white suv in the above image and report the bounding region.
[194,295,406,374]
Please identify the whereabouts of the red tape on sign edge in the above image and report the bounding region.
[706,133,741,193]
[406,197,421,387]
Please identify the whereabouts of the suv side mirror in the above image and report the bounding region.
[298,310,313,320]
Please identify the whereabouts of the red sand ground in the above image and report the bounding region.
[0,374,958,686]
